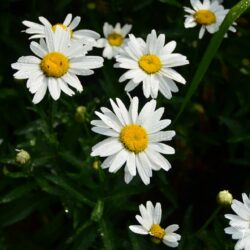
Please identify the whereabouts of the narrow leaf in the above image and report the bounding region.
[174,0,250,123]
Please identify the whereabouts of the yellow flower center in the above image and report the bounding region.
[149,224,166,240]
[51,23,73,37]
[194,10,216,25]
[119,124,148,153]
[40,52,70,78]
[138,55,162,74]
[107,32,124,46]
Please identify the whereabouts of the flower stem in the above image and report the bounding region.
[197,206,221,234]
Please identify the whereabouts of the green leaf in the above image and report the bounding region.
[45,174,95,207]
[174,0,250,124]
[2,166,29,179]
[100,218,116,250]
[0,196,43,227]
[0,182,35,204]
[91,199,104,222]
[158,0,181,7]
[66,220,98,250]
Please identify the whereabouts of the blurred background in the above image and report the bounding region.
[0,0,250,249]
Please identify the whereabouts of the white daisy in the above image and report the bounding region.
[129,201,181,248]
[115,30,189,99]
[96,22,132,59]
[22,13,100,49]
[91,96,175,185]
[11,26,103,104]
[184,0,237,39]
[225,193,250,250]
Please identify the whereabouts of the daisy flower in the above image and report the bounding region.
[22,13,100,49]
[91,96,175,185]
[96,22,132,59]
[129,201,181,248]
[184,0,237,39]
[225,193,250,250]
[11,26,103,104]
[115,30,189,99]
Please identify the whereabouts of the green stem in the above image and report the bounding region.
[197,206,221,234]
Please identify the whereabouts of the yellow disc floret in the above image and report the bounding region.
[149,224,166,240]
[52,23,68,32]
[119,124,148,153]
[194,10,216,25]
[138,54,162,74]
[52,23,73,37]
[40,52,70,78]
[107,32,124,46]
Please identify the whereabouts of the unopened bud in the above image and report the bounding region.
[217,190,233,206]
[92,160,100,170]
[16,149,30,165]
[75,106,87,123]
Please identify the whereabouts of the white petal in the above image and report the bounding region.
[63,13,72,26]
[109,149,128,173]
[124,80,140,92]
[149,131,176,142]
[163,41,177,54]
[58,78,75,96]
[38,16,51,26]
[91,138,123,157]
[91,126,118,137]
[136,155,151,185]
[161,68,186,84]
[154,203,162,224]
[48,77,61,100]
[126,152,136,176]
[69,16,81,30]
[199,26,206,39]
[142,77,151,98]
[44,26,55,52]
[137,99,156,126]
[94,111,121,132]
[30,41,47,58]
[129,96,139,123]
[129,225,148,235]
[150,143,175,155]
[124,166,134,184]
[62,73,83,92]
[165,224,179,233]
[32,79,48,104]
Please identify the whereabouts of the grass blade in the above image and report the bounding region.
[174,0,250,124]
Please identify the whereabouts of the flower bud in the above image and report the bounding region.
[75,106,87,123]
[16,149,31,165]
[217,190,233,206]
[92,160,100,170]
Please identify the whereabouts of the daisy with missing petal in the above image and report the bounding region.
[91,96,175,185]
[11,26,103,104]
[184,0,237,39]
[96,22,132,59]
[115,30,189,99]
[22,13,100,49]
[129,201,181,248]
[225,193,250,250]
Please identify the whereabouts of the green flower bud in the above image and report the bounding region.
[75,106,87,123]
[217,190,233,206]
